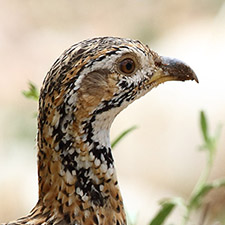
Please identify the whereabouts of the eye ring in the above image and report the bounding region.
[119,58,136,74]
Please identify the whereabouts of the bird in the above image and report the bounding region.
[3,37,198,225]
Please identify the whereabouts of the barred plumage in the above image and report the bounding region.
[3,37,198,225]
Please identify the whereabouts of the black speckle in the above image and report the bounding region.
[60,149,78,173]
[119,80,128,89]
[89,142,114,168]
[62,189,70,196]
[93,215,99,224]
[57,198,62,204]
[59,205,63,214]
[115,193,119,200]
[90,187,105,206]
[82,116,96,144]
[106,50,118,56]
[64,214,71,223]
[96,55,106,62]
[77,48,86,55]
[39,149,46,160]
[79,204,84,211]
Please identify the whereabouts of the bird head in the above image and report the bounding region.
[75,38,198,118]
[39,37,198,138]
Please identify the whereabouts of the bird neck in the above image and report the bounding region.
[35,111,126,224]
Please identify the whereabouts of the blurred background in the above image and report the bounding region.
[0,0,225,224]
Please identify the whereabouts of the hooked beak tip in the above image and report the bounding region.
[159,56,199,83]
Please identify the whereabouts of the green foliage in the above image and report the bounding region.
[147,110,223,225]
[200,111,208,143]
[199,111,222,165]
[22,81,39,101]
[111,126,137,149]
[149,201,176,225]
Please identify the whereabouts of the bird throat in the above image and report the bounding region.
[34,105,127,224]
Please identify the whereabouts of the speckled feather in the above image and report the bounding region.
[3,37,198,225]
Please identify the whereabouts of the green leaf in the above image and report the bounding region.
[189,178,225,210]
[149,202,176,225]
[200,111,208,143]
[22,81,39,101]
[189,184,213,209]
[111,125,137,149]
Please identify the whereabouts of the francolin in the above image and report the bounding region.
[3,37,198,225]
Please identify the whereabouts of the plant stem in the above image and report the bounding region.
[181,147,215,225]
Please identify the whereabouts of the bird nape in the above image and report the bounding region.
[4,37,198,225]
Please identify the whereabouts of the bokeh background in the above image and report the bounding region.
[0,0,225,224]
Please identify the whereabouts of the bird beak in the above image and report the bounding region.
[150,56,199,85]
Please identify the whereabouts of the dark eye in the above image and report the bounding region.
[119,58,135,74]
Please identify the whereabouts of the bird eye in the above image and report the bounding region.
[119,58,135,74]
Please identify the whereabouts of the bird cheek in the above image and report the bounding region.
[105,76,119,100]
